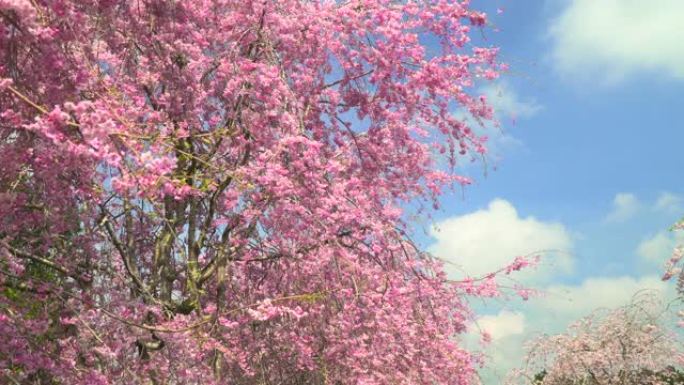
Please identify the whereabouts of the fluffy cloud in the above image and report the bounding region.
[637,230,684,264]
[429,199,572,279]
[603,191,682,224]
[475,311,526,341]
[638,232,675,263]
[481,82,541,121]
[538,275,671,317]
[654,192,683,214]
[604,192,640,222]
[549,0,684,83]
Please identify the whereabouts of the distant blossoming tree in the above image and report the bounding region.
[661,218,684,332]
[508,294,684,385]
[0,1,523,384]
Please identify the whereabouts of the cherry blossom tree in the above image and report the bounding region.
[508,294,684,385]
[659,218,684,333]
[0,1,520,384]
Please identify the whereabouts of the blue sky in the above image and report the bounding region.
[413,0,684,382]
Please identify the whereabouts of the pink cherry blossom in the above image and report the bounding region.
[0,1,517,384]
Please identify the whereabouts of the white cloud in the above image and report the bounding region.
[481,82,542,121]
[637,230,684,264]
[538,275,671,317]
[549,0,684,83]
[604,193,640,222]
[429,199,572,279]
[638,232,674,262]
[475,311,526,341]
[654,192,683,214]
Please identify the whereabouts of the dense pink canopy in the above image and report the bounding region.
[0,1,519,384]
